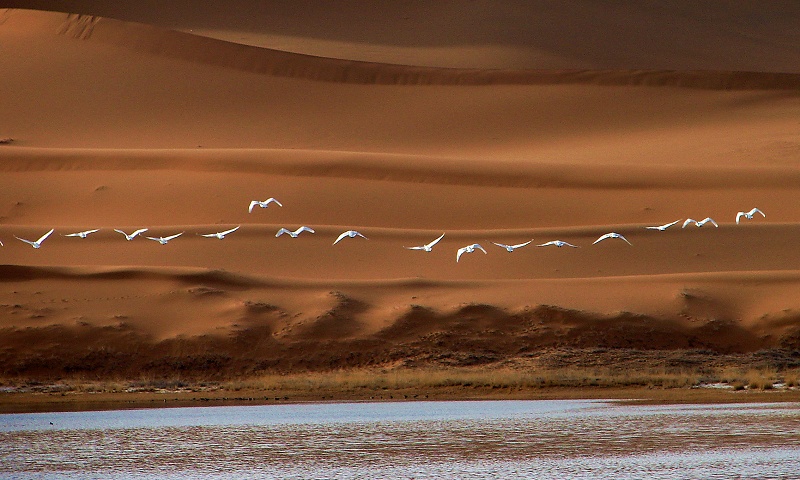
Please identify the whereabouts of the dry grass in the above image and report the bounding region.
[221,367,704,394]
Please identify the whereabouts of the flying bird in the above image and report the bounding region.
[15,229,55,249]
[592,232,632,245]
[0,239,3,246]
[405,233,445,252]
[276,226,315,238]
[682,218,718,228]
[537,240,579,248]
[114,228,148,241]
[645,220,681,231]
[492,240,533,252]
[456,243,487,262]
[145,232,183,245]
[736,208,765,224]
[248,198,282,213]
[199,226,240,239]
[333,230,367,245]
[63,229,100,238]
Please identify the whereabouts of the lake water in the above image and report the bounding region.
[1,399,799,479]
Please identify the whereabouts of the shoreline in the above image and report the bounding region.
[3,384,800,414]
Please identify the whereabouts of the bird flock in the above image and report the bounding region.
[2,202,766,263]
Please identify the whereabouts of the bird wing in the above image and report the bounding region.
[682,219,696,228]
[701,217,718,227]
[751,208,765,217]
[564,242,579,248]
[83,229,100,235]
[456,247,467,262]
[736,212,744,224]
[426,233,445,248]
[200,233,218,238]
[537,242,553,247]
[662,220,680,229]
[15,236,36,246]
[37,229,55,243]
[511,240,533,249]
[355,231,367,239]
[492,242,510,249]
[164,233,183,241]
[475,244,487,254]
[220,226,240,236]
[333,232,349,244]
[114,229,126,236]
[145,236,159,242]
[276,228,290,237]
[298,226,315,234]
[267,198,283,207]
[132,228,148,236]
[619,234,632,245]
[405,245,425,250]
[592,234,610,244]
[248,201,258,213]
[63,233,81,237]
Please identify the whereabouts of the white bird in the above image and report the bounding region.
[682,218,718,228]
[736,208,765,224]
[145,232,183,244]
[248,198,282,213]
[0,239,3,246]
[593,232,632,245]
[645,220,681,231]
[405,233,445,252]
[456,243,487,262]
[199,226,240,239]
[15,229,55,249]
[333,230,368,245]
[537,240,579,248]
[63,229,100,238]
[114,228,148,241]
[492,240,533,252]
[276,226,315,238]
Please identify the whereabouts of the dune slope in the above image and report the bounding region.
[1,5,799,380]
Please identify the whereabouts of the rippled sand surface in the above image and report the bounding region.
[2,400,799,479]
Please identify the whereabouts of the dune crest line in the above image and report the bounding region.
[3,8,800,89]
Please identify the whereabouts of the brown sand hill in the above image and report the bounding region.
[0,5,799,386]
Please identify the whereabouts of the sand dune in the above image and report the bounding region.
[1,4,800,381]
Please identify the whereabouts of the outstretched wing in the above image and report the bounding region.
[492,242,510,249]
[333,232,349,245]
[354,231,368,239]
[537,241,554,247]
[426,233,445,248]
[266,198,283,207]
[456,247,467,262]
[37,229,55,243]
[592,233,611,245]
[132,228,148,237]
[15,236,36,246]
[405,245,425,250]
[164,232,183,241]
[248,200,259,213]
[220,226,240,236]
[298,226,315,234]
[511,240,532,249]
[736,212,744,224]
[275,228,290,237]
[475,244,487,254]
[701,217,718,227]
[750,208,765,217]
[682,219,696,228]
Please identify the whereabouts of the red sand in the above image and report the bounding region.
[1,3,799,380]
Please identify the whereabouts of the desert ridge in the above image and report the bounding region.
[0,3,799,389]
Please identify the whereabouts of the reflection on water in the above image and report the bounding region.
[1,400,799,479]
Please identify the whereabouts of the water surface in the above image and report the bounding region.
[1,399,799,479]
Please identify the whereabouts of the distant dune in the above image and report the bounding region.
[1,3,799,383]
